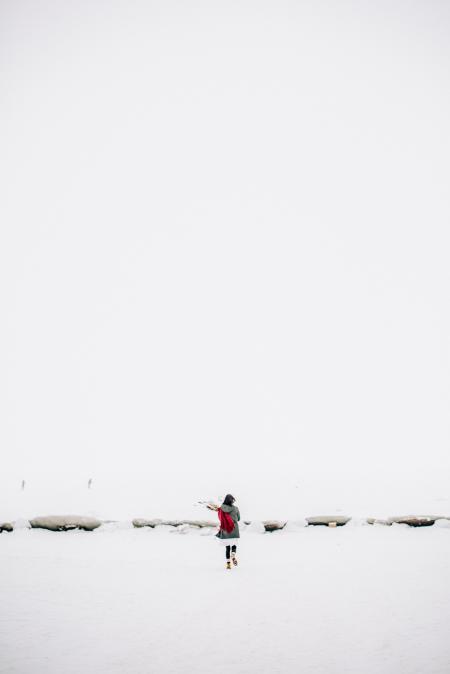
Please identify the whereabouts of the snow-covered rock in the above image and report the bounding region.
[368,515,447,527]
[132,518,163,528]
[388,516,435,527]
[29,516,101,531]
[132,518,216,529]
[306,515,351,526]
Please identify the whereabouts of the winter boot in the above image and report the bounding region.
[231,552,238,567]
[226,560,232,570]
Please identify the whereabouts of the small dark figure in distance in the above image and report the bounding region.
[216,494,240,570]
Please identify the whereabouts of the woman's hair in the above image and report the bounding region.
[223,494,235,506]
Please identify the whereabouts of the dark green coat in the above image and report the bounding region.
[216,504,240,540]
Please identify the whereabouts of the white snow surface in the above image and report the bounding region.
[1,525,450,674]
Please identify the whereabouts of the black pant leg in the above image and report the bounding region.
[226,545,231,559]
[231,545,237,553]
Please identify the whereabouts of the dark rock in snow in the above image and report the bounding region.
[0,522,14,532]
[388,516,440,527]
[262,520,286,532]
[367,515,450,527]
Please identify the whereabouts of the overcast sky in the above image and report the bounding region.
[1,0,449,517]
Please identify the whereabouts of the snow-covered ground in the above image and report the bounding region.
[1,523,450,674]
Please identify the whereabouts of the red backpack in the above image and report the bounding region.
[218,508,235,534]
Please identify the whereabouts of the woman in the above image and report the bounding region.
[216,494,240,569]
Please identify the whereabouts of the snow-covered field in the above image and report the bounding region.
[1,524,450,674]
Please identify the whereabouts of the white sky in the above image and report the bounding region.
[1,0,449,518]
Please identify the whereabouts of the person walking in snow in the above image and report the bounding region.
[216,494,240,570]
